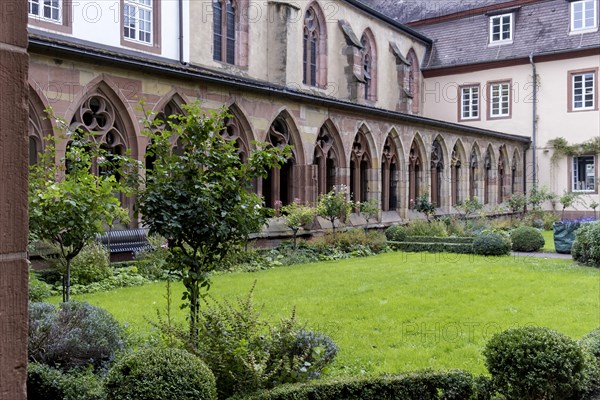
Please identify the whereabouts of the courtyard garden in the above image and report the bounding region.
[27,105,600,399]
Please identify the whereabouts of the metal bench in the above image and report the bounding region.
[96,228,152,257]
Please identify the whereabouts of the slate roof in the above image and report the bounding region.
[365,0,600,70]
[358,0,512,24]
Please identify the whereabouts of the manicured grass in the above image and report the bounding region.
[65,252,599,377]
[541,229,556,252]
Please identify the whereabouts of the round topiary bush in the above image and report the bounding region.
[385,225,407,242]
[572,221,600,267]
[510,226,545,252]
[484,326,587,400]
[472,231,511,256]
[106,347,217,400]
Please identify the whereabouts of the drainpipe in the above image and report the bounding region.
[178,0,185,65]
[529,53,537,190]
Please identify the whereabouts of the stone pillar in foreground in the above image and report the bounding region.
[0,1,29,399]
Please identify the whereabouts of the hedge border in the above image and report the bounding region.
[389,241,474,254]
[230,369,480,400]
[403,236,474,244]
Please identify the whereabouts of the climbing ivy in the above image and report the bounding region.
[547,137,600,163]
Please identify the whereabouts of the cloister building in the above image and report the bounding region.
[29,0,597,229]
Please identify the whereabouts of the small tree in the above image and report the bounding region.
[507,193,527,220]
[454,197,483,220]
[138,103,289,343]
[281,201,316,249]
[358,198,379,234]
[559,191,585,220]
[29,114,131,302]
[316,185,353,237]
[414,193,436,222]
[528,185,556,212]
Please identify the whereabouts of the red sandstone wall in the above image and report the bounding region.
[0,1,29,399]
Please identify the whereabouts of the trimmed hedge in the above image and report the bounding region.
[106,348,216,400]
[472,231,511,256]
[230,370,477,400]
[509,226,544,252]
[389,241,473,254]
[403,236,474,244]
[484,327,588,400]
[385,225,407,242]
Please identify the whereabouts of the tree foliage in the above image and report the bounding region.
[414,193,436,221]
[358,198,379,233]
[29,112,131,302]
[281,201,316,249]
[137,103,289,342]
[316,186,353,236]
[454,197,483,220]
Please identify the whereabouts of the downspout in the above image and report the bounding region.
[178,0,185,65]
[529,53,537,190]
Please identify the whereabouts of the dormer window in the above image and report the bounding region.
[571,0,598,31]
[489,13,513,44]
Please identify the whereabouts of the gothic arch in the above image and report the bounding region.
[360,28,377,101]
[408,133,426,208]
[313,118,345,195]
[225,103,256,163]
[497,145,510,203]
[406,48,420,114]
[65,78,139,159]
[511,148,523,194]
[265,108,305,165]
[469,142,482,201]
[262,110,303,207]
[450,139,467,206]
[303,1,327,87]
[381,128,404,212]
[430,135,448,208]
[483,145,496,205]
[28,85,54,165]
[350,124,375,204]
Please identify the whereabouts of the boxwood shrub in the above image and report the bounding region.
[230,369,476,400]
[106,347,216,400]
[483,327,588,400]
[27,362,106,400]
[385,225,407,242]
[472,231,511,256]
[403,236,474,244]
[509,226,545,252]
[572,221,600,267]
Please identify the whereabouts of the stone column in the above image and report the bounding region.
[0,1,29,399]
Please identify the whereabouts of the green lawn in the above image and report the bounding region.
[541,229,556,252]
[66,252,599,377]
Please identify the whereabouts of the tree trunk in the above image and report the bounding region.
[64,257,71,302]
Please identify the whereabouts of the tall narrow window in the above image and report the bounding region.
[381,136,400,212]
[498,151,506,203]
[469,148,478,200]
[489,13,513,43]
[29,0,61,22]
[572,156,596,192]
[409,141,422,208]
[571,71,596,110]
[360,30,377,101]
[350,131,372,204]
[124,0,153,43]
[303,8,318,86]
[430,139,444,208]
[451,145,462,206]
[571,0,597,31]
[488,81,511,118]
[213,0,236,64]
[484,150,492,204]
[460,85,480,121]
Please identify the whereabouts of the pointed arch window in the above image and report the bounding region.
[511,152,519,194]
[303,8,318,86]
[498,149,506,203]
[409,141,422,208]
[381,136,399,211]
[431,139,444,207]
[313,126,339,195]
[29,102,46,166]
[146,99,185,170]
[263,117,295,208]
[451,145,462,206]
[350,131,371,204]
[469,148,478,200]
[222,114,250,164]
[360,32,377,101]
[484,149,492,204]
[213,0,236,64]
